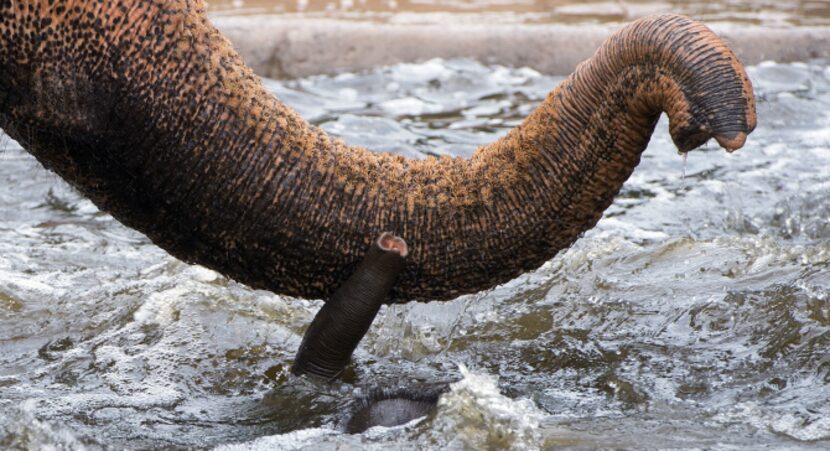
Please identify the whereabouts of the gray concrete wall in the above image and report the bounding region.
[212,16,830,79]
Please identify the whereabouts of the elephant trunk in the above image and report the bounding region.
[293,233,408,380]
[0,1,755,302]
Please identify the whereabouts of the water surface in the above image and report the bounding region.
[1,59,829,449]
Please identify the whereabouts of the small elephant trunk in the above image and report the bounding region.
[292,233,408,380]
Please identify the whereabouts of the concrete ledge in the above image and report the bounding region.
[212,16,830,79]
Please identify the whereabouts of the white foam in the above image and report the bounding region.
[214,428,338,451]
[0,268,63,296]
[771,414,830,441]
[430,365,545,450]
[0,406,89,450]
[715,401,830,442]
[133,286,192,325]
[390,58,453,84]
[379,96,443,116]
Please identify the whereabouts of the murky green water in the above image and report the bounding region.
[208,0,830,26]
[1,58,830,449]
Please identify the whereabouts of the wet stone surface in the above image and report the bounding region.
[208,0,830,26]
[1,59,830,449]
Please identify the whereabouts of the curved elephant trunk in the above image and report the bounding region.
[0,1,756,302]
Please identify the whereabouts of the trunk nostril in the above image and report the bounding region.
[378,231,408,257]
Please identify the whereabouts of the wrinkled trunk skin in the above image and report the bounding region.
[0,1,756,302]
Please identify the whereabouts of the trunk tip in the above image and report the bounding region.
[377,232,408,257]
[715,131,747,153]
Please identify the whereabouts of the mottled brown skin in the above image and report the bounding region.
[0,1,756,302]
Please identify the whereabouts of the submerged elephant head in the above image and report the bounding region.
[0,1,756,302]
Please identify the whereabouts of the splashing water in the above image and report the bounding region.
[430,365,544,450]
[1,58,829,449]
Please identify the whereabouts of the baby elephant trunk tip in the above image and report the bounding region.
[378,232,408,257]
[292,232,408,381]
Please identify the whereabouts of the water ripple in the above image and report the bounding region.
[1,58,829,449]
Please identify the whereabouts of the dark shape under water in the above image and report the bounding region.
[345,387,445,433]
